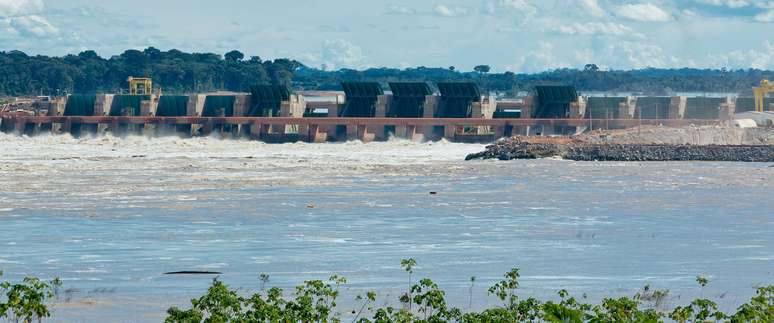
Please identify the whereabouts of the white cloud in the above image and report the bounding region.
[486,0,537,16]
[695,0,750,8]
[499,0,533,10]
[8,14,57,37]
[385,4,416,15]
[580,0,606,17]
[553,22,642,37]
[0,17,16,36]
[573,48,596,66]
[482,0,537,30]
[615,3,672,22]
[0,0,58,39]
[753,1,774,9]
[727,0,751,7]
[0,0,43,17]
[433,4,468,17]
[754,9,774,21]
[2,0,774,72]
[682,9,698,17]
[301,39,368,70]
[696,0,774,9]
[708,41,774,69]
[511,42,571,73]
[600,41,673,68]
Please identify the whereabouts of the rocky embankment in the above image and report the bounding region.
[578,125,774,146]
[466,138,774,162]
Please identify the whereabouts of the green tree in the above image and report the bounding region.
[400,258,417,311]
[473,65,491,74]
[0,271,62,323]
[729,285,774,322]
[584,64,600,73]
[488,267,520,309]
[225,50,245,62]
[156,265,773,323]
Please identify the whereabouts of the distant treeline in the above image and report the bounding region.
[1,47,773,97]
[0,48,301,96]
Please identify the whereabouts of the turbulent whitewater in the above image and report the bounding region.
[0,133,772,322]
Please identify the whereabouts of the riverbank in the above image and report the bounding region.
[466,139,774,162]
[466,126,774,162]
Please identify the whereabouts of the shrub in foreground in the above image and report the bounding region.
[0,270,61,323]
[165,261,774,323]
[2,264,771,322]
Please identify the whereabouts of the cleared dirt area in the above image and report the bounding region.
[577,125,774,145]
[468,126,774,161]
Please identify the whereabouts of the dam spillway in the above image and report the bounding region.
[2,82,765,142]
[0,115,721,143]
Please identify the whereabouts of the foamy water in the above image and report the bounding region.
[0,133,480,165]
[1,134,773,322]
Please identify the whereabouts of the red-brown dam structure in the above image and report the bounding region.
[1,83,730,143]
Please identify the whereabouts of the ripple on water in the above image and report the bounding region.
[1,134,773,322]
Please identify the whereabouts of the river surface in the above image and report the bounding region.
[0,133,772,322]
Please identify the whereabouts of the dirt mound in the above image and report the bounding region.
[467,126,774,162]
[577,125,774,145]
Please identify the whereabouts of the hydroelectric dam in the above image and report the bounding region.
[3,82,757,143]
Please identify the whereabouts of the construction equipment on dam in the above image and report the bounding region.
[3,79,770,142]
[127,77,158,96]
[754,80,773,113]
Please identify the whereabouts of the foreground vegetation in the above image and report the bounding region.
[2,48,772,96]
[2,262,772,322]
[165,260,773,323]
[0,270,61,323]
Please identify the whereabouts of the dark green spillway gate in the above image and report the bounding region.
[736,97,774,113]
[248,85,291,117]
[436,82,480,118]
[586,97,625,119]
[156,96,189,117]
[64,95,96,116]
[108,95,150,135]
[493,109,522,118]
[202,96,236,117]
[156,95,190,134]
[110,95,150,116]
[685,97,722,119]
[388,82,431,118]
[635,97,671,119]
[340,82,383,117]
[200,95,237,135]
[63,95,97,136]
[533,86,577,118]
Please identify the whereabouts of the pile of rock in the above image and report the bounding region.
[466,138,774,162]
[465,139,564,160]
[566,144,774,162]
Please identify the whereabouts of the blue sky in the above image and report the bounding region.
[1,0,773,72]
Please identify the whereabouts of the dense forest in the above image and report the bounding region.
[1,48,772,97]
[0,48,301,96]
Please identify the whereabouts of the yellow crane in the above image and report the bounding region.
[753,79,773,112]
[127,77,160,95]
